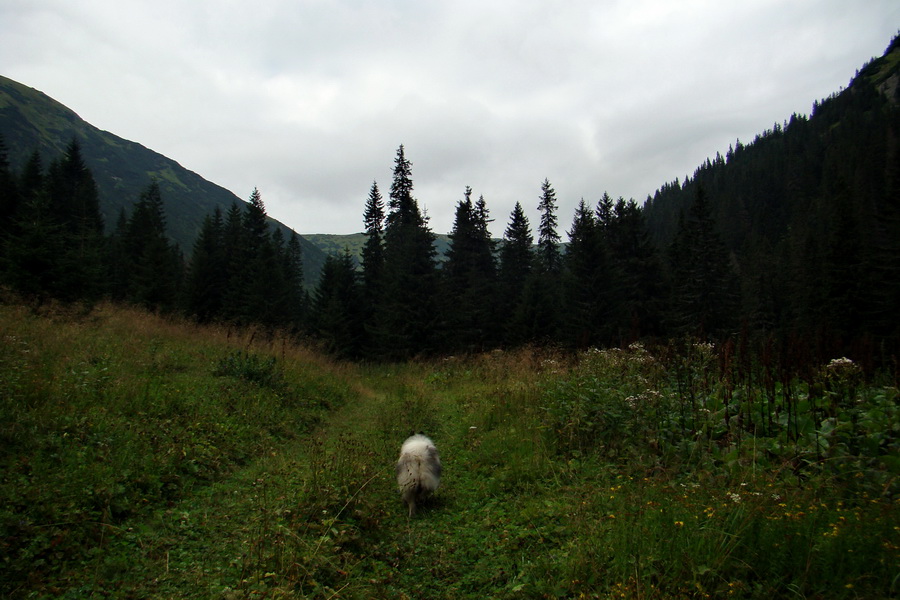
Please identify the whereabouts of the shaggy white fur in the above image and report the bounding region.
[396,433,442,517]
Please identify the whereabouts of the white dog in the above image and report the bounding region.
[396,433,442,517]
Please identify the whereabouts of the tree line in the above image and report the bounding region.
[1,105,896,365]
[0,136,697,358]
[644,36,900,368]
[307,145,689,359]
[0,138,307,330]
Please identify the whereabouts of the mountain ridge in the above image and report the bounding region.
[0,74,328,280]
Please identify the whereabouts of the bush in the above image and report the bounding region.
[213,350,284,389]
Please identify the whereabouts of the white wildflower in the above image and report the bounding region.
[827,357,856,370]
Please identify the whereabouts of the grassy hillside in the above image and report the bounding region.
[1,302,897,598]
[0,75,328,281]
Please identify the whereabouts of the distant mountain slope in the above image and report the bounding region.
[304,232,454,265]
[0,75,326,281]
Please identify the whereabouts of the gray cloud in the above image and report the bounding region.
[2,0,897,236]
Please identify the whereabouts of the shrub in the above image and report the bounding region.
[213,350,284,389]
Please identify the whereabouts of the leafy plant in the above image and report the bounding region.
[213,350,284,389]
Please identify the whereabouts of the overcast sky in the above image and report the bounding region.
[2,1,898,236]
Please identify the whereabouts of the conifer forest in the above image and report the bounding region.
[0,37,898,369]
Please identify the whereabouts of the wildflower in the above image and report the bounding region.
[827,357,855,370]
[695,341,715,353]
[727,492,742,503]
[674,521,684,527]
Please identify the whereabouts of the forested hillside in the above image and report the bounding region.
[0,75,327,279]
[643,35,900,360]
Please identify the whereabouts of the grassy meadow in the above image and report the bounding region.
[0,303,897,599]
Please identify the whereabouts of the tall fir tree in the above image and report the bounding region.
[443,187,498,350]
[498,201,535,345]
[0,151,67,301]
[221,202,248,323]
[312,250,365,358]
[374,145,439,358]
[224,188,280,325]
[186,207,227,322]
[536,178,562,274]
[281,231,308,331]
[121,181,182,311]
[360,180,386,345]
[608,197,664,340]
[44,138,106,301]
[668,186,738,338]
[515,179,563,343]
[562,198,614,347]
[245,188,285,327]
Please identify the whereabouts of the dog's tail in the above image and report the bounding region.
[398,457,424,517]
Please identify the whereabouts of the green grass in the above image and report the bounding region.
[1,305,897,598]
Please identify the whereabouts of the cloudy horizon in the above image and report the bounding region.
[2,1,897,236]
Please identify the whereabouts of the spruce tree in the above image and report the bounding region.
[608,197,664,339]
[516,178,563,343]
[223,188,279,325]
[282,231,308,331]
[596,192,614,230]
[562,198,613,347]
[44,138,105,301]
[361,180,385,337]
[122,181,182,311]
[668,186,738,338]
[2,140,104,303]
[221,202,246,323]
[443,187,498,350]
[536,178,562,274]
[498,201,534,345]
[374,145,439,358]
[266,228,290,326]
[1,153,66,301]
[312,250,365,358]
[243,188,281,326]
[186,208,227,322]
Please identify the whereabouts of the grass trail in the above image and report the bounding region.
[95,354,563,599]
[3,305,897,599]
